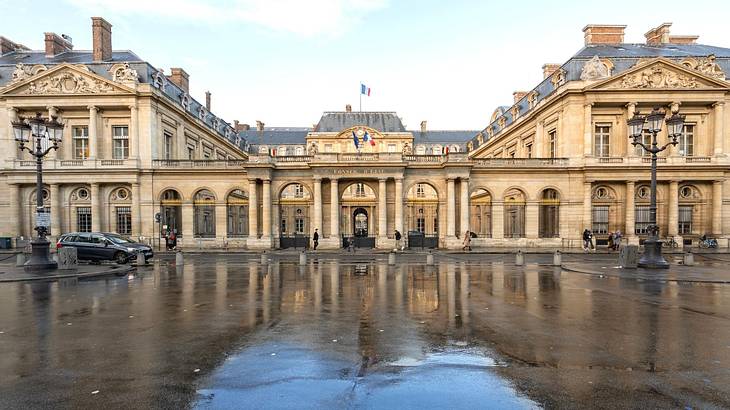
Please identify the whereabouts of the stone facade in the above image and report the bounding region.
[0,20,728,250]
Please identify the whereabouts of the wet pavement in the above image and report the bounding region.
[1,253,729,409]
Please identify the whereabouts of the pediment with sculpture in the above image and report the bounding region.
[587,58,729,90]
[1,63,134,96]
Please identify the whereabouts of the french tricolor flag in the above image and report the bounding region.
[360,83,371,96]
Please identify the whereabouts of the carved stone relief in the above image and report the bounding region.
[551,68,566,87]
[616,66,699,89]
[680,54,725,80]
[10,63,47,84]
[24,71,116,94]
[580,55,611,81]
[152,70,167,89]
[110,63,139,84]
[180,93,191,110]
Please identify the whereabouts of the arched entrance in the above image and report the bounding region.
[406,182,439,248]
[341,182,376,248]
[353,208,368,236]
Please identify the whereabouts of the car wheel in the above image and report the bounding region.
[114,251,129,265]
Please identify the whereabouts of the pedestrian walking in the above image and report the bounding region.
[169,230,177,250]
[607,232,614,252]
[394,230,402,251]
[582,229,591,252]
[313,228,319,250]
[462,230,472,251]
[348,236,355,253]
[614,230,622,250]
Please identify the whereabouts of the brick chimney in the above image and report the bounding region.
[346,104,352,113]
[513,91,528,103]
[239,123,251,131]
[645,23,672,45]
[420,121,427,133]
[668,35,699,45]
[44,33,73,57]
[205,91,211,110]
[0,36,29,55]
[582,24,626,45]
[91,17,112,62]
[168,68,189,92]
[542,64,561,79]
[256,121,265,131]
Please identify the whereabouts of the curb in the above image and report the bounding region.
[560,263,730,284]
[0,265,135,283]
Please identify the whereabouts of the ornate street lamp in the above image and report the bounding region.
[627,107,684,268]
[12,112,64,272]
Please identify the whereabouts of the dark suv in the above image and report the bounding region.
[57,233,153,264]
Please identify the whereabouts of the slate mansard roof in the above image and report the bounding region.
[0,50,246,151]
[467,42,730,154]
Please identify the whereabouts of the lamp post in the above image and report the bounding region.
[12,112,64,272]
[627,107,685,269]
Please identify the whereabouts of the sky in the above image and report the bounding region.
[2,0,730,130]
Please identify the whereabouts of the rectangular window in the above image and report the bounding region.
[678,124,694,156]
[416,184,425,198]
[112,126,129,159]
[202,146,212,159]
[635,206,651,235]
[187,146,195,160]
[73,126,89,159]
[324,144,333,153]
[635,129,652,157]
[164,131,173,160]
[116,206,132,235]
[678,205,693,235]
[295,218,305,234]
[388,144,396,153]
[416,218,425,233]
[77,207,92,232]
[281,218,287,234]
[594,124,611,157]
[525,143,533,158]
[548,130,557,158]
[592,205,609,234]
[294,184,304,198]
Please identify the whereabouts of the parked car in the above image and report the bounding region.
[57,232,153,264]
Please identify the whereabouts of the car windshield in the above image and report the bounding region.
[106,234,135,244]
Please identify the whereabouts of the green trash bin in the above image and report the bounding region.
[0,237,11,249]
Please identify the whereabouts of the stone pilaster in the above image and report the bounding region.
[378,178,387,238]
[50,184,61,238]
[330,179,339,238]
[492,201,504,239]
[583,103,593,157]
[713,180,723,236]
[132,183,141,238]
[394,178,403,234]
[460,178,469,236]
[262,179,272,240]
[714,102,725,156]
[91,183,101,232]
[313,178,322,234]
[129,104,139,160]
[446,178,455,237]
[88,106,99,159]
[668,181,679,237]
[181,201,194,245]
[583,181,592,231]
[248,179,258,240]
[7,183,20,237]
[626,181,637,244]
[526,200,539,239]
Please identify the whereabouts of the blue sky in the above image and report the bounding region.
[2,0,729,129]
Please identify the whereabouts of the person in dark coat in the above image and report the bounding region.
[313,229,319,250]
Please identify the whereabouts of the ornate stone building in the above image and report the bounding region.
[0,20,728,250]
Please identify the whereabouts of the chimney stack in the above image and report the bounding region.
[0,36,29,55]
[582,24,626,45]
[91,17,112,62]
[420,121,427,133]
[345,104,352,113]
[44,32,73,57]
[645,23,672,45]
[168,68,190,92]
[513,91,528,103]
[668,35,699,45]
[256,121,265,131]
[542,64,561,79]
[205,91,211,110]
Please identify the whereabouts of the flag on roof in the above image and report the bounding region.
[363,131,375,146]
[352,131,360,149]
[360,83,371,96]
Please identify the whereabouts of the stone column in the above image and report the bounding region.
[534,121,544,158]
[713,180,724,235]
[626,181,636,240]
[91,183,101,232]
[215,201,227,243]
[526,200,539,239]
[583,103,593,157]
[262,179,272,240]
[330,179,340,238]
[132,183,141,237]
[394,178,403,234]
[492,201,504,239]
[446,178,456,237]
[129,104,139,160]
[714,102,725,156]
[50,184,61,237]
[313,178,322,234]
[182,201,194,243]
[583,182,592,231]
[177,122,187,159]
[7,108,18,161]
[378,178,387,238]
[8,184,20,237]
[88,106,99,159]
[668,180,679,237]
[460,178,469,236]
[248,179,258,239]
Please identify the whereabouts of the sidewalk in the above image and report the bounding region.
[0,263,135,283]
[561,259,730,284]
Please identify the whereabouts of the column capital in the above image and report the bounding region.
[131,182,140,187]
[446,177,456,182]
[460,177,470,182]
[330,177,339,183]
[262,179,271,185]
[394,177,403,182]
[625,102,637,109]
[313,177,322,183]
[626,180,636,184]
[128,104,138,110]
[248,178,258,184]
[378,177,387,182]
[714,179,725,184]
[87,105,99,112]
[713,101,726,108]
[46,105,58,115]
[584,102,594,108]
[669,101,681,113]
[90,182,100,188]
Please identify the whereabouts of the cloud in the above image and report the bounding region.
[66,0,388,36]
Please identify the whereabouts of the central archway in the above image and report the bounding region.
[340,182,376,248]
[353,207,368,237]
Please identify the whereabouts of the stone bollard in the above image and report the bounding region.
[136,251,146,266]
[683,251,694,266]
[261,252,268,265]
[15,253,26,267]
[175,251,184,266]
[515,250,524,266]
[553,250,562,266]
[299,251,307,266]
[388,252,396,266]
[426,251,434,266]
[58,247,78,270]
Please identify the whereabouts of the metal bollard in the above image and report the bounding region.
[175,251,184,266]
[683,251,694,266]
[261,251,268,265]
[388,252,396,266]
[299,251,307,266]
[515,250,524,266]
[15,253,26,267]
[426,251,434,266]
[553,250,562,266]
[136,252,146,266]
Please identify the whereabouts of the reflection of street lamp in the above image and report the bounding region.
[12,113,64,272]
[627,107,685,268]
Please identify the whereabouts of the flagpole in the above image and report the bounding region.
[359,90,362,112]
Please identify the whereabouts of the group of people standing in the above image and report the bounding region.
[583,229,622,252]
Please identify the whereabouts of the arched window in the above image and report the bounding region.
[295,146,304,156]
[70,186,92,233]
[226,189,248,237]
[279,183,310,244]
[406,183,439,238]
[470,188,492,237]
[193,189,216,238]
[160,189,182,237]
[109,187,132,235]
[503,188,526,238]
[539,189,560,238]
